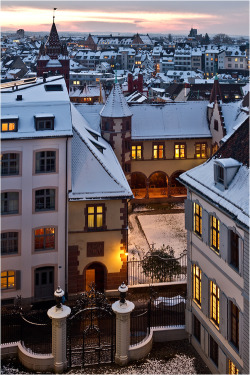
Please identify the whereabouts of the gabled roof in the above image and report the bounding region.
[100,83,132,118]
[179,119,249,227]
[69,104,133,200]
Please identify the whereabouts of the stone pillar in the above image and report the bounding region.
[112,283,135,366]
[47,287,71,374]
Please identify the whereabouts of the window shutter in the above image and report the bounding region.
[202,209,209,245]
[15,270,21,290]
[220,223,228,262]
[220,292,228,339]
[184,198,193,231]
[239,311,243,358]
[201,273,209,317]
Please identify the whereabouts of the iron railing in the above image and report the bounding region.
[1,308,52,354]
[128,251,187,286]
[130,290,186,347]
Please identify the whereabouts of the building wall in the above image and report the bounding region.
[131,138,212,177]
[185,190,247,374]
[68,199,127,293]
[1,137,69,302]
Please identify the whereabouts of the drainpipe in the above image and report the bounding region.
[65,137,68,298]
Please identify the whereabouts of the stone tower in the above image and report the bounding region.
[100,81,132,181]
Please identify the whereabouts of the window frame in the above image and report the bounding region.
[132,144,143,160]
[1,152,21,177]
[174,143,186,159]
[209,335,219,367]
[210,281,220,327]
[153,143,165,160]
[195,142,207,159]
[1,119,18,132]
[193,314,201,343]
[1,270,16,290]
[34,227,56,252]
[193,202,202,236]
[34,188,56,213]
[229,230,239,271]
[85,204,106,232]
[1,191,20,215]
[210,215,220,253]
[1,231,19,256]
[34,150,57,174]
[35,116,55,131]
[230,301,239,350]
[193,264,202,306]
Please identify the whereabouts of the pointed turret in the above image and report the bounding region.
[100,82,132,178]
[209,75,223,104]
[45,21,62,59]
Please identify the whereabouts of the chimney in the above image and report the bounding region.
[16,95,22,101]
[43,72,48,82]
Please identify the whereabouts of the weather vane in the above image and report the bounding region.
[53,8,57,23]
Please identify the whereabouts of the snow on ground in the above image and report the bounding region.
[128,205,186,260]
[138,213,186,258]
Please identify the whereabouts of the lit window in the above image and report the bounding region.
[1,270,15,289]
[35,151,56,173]
[1,192,19,215]
[175,144,186,159]
[1,153,19,176]
[235,58,238,62]
[211,58,213,61]
[210,281,220,327]
[195,143,207,158]
[35,189,55,212]
[1,120,18,132]
[35,228,55,251]
[1,232,18,255]
[193,264,201,306]
[229,360,239,374]
[193,203,202,236]
[211,216,220,253]
[132,145,142,160]
[230,302,239,349]
[87,205,105,230]
[153,144,164,159]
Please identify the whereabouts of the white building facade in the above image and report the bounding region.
[1,76,72,304]
[179,120,249,374]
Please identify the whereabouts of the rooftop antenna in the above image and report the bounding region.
[53,8,57,23]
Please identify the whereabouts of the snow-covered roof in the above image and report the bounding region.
[131,102,211,140]
[1,76,72,139]
[100,83,132,118]
[74,103,103,133]
[179,159,249,227]
[69,104,133,200]
[221,101,249,142]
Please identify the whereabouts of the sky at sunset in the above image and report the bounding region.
[1,1,249,36]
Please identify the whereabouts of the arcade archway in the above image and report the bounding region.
[148,171,168,198]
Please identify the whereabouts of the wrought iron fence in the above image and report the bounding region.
[128,251,187,286]
[1,307,52,354]
[130,289,186,347]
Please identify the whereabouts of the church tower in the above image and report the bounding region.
[37,12,70,91]
[100,80,132,181]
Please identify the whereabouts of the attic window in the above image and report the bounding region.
[90,140,105,154]
[1,119,18,132]
[216,165,224,184]
[35,115,55,131]
[87,129,99,141]
[44,84,63,92]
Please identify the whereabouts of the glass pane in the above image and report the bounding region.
[2,123,8,131]
[9,123,15,131]
[88,215,94,228]
[96,214,103,227]
[88,207,94,214]
[97,206,103,213]
[8,276,15,288]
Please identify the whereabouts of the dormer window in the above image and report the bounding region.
[214,159,241,189]
[1,117,18,132]
[35,115,55,131]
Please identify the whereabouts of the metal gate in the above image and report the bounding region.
[67,285,116,368]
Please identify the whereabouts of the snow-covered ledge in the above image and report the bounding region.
[1,342,54,372]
